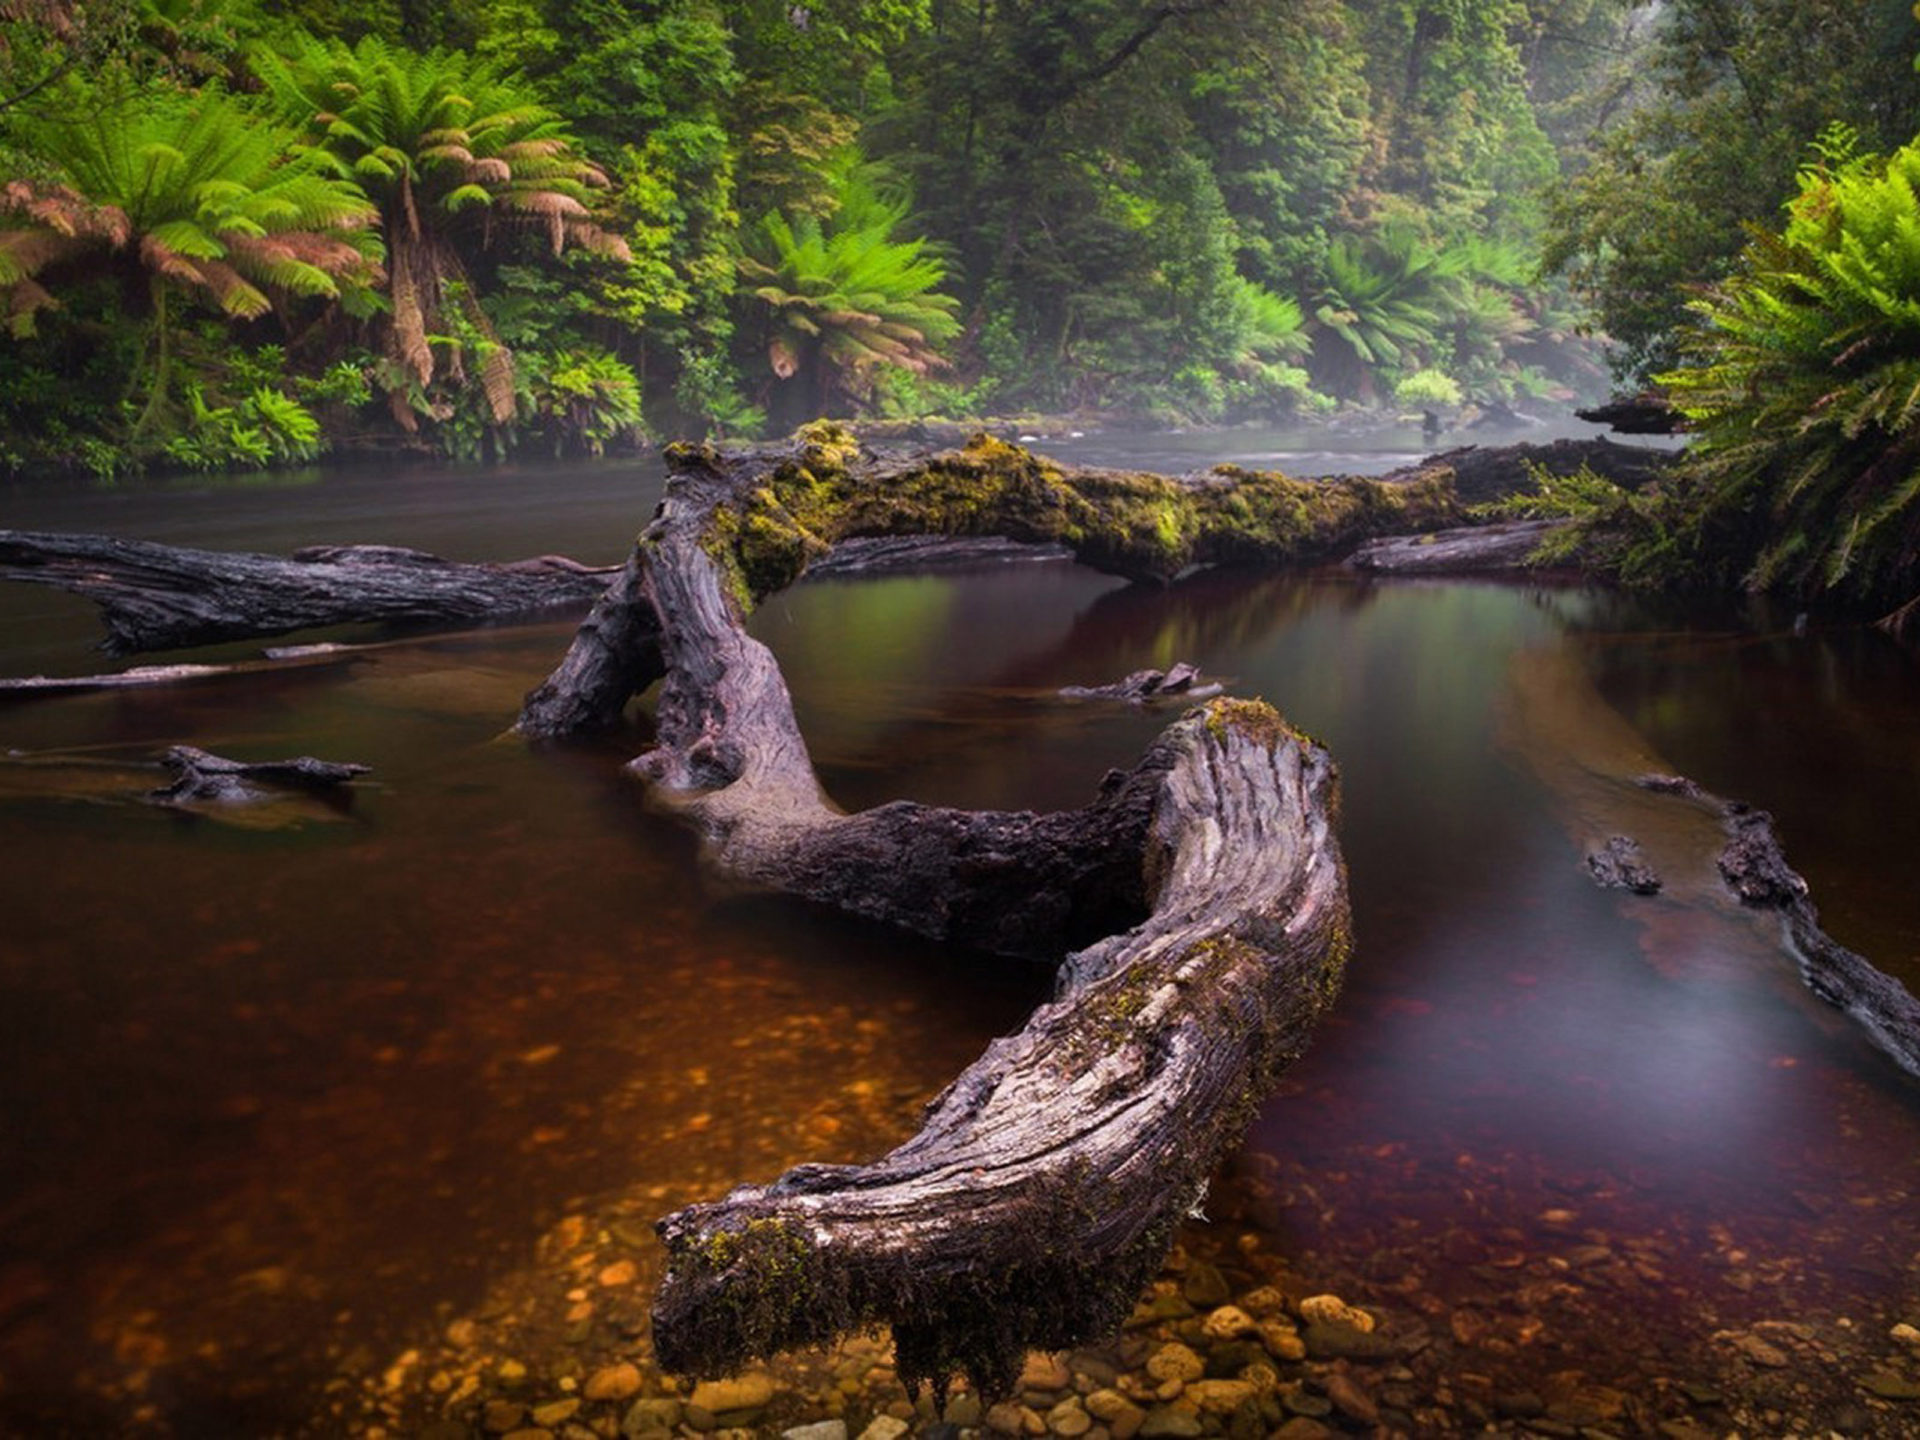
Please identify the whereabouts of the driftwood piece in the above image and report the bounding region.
[0,531,615,654]
[1345,518,1570,575]
[1586,835,1663,894]
[519,425,1460,737]
[520,425,1353,1395]
[0,645,368,698]
[1408,436,1676,505]
[153,745,369,804]
[1578,393,1686,435]
[1637,775,1920,1076]
[1059,662,1223,704]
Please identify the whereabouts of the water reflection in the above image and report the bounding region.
[1,462,1918,1432]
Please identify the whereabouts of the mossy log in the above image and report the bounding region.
[518,424,1460,737]
[1420,436,1677,505]
[0,531,615,654]
[525,425,1354,1396]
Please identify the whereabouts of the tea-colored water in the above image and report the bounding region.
[1,446,1916,1434]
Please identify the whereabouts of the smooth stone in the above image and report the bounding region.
[1271,1421,1334,1440]
[1238,1287,1286,1317]
[1136,1404,1204,1439]
[1860,1370,1920,1401]
[484,1400,528,1432]
[689,1374,776,1415]
[1021,1352,1073,1392]
[622,1398,683,1437]
[531,1400,581,1428]
[1296,1295,1373,1333]
[1258,1321,1305,1362]
[1125,1294,1197,1329]
[1184,1379,1253,1415]
[783,1423,849,1440]
[1323,1373,1377,1426]
[1301,1321,1395,1361]
[1181,1263,1231,1309]
[1046,1397,1092,1436]
[585,1364,643,1403]
[856,1419,911,1440]
[1204,1340,1264,1377]
[944,1393,982,1426]
[986,1402,1031,1436]
[1201,1305,1257,1341]
[1085,1389,1137,1422]
[1144,1343,1205,1384]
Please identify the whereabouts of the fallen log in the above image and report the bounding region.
[1407,436,1676,505]
[0,532,615,654]
[1578,393,1686,435]
[518,424,1460,737]
[1637,775,1920,1077]
[1345,517,1571,575]
[1059,661,1223,703]
[153,745,369,804]
[523,424,1353,1396]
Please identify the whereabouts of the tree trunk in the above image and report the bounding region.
[519,424,1356,1399]
[0,532,615,654]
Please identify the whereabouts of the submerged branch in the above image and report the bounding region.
[0,532,614,654]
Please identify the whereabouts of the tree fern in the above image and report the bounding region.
[1657,129,1920,620]
[0,79,378,439]
[252,33,628,425]
[739,149,959,418]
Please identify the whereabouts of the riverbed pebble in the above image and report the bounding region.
[1295,1294,1372,1333]
[584,1363,642,1402]
[1143,1343,1204,1384]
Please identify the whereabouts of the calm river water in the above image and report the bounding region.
[1,425,1918,1435]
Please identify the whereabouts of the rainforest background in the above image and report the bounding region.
[1,0,1918,478]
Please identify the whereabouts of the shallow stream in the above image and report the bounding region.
[1,425,1916,1434]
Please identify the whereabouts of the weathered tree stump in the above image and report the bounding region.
[520,425,1356,1396]
[0,531,615,654]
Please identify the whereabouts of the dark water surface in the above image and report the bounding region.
[1,436,1917,1433]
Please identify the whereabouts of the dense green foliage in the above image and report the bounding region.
[1648,131,1920,620]
[1542,0,1920,382]
[1,0,1646,472]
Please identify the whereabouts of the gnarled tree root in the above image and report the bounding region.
[519,425,1354,1398]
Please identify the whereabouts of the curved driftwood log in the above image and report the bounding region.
[519,424,1459,737]
[523,425,1354,1396]
[0,531,614,654]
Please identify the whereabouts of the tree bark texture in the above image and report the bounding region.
[519,425,1355,1397]
[0,532,614,654]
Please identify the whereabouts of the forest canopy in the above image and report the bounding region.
[1,0,1918,483]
